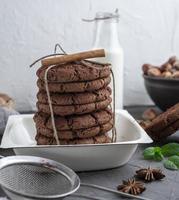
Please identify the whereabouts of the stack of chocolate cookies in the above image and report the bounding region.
[34,60,113,145]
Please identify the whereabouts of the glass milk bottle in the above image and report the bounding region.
[91,11,124,109]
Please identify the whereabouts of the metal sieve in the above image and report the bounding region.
[0,155,151,200]
[0,155,80,200]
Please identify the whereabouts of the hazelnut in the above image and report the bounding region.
[161,71,172,78]
[173,60,179,70]
[0,97,7,106]
[172,71,179,78]
[142,108,158,121]
[142,64,152,75]
[169,68,177,73]
[160,62,172,72]
[147,67,161,77]
[168,56,177,65]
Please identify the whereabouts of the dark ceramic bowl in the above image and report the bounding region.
[143,75,179,111]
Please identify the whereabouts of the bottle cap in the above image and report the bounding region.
[82,9,119,22]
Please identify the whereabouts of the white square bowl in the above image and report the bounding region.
[1,110,152,171]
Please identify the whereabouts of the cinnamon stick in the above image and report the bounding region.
[41,49,105,66]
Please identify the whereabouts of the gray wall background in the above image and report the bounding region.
[0,0,179,111]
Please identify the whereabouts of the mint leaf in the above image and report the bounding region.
[154,151,164,161]
[143,147,163,161]
[161,143,179,156]
[163,159,178,170]
[143,147,156,160]
[168,155,179,168]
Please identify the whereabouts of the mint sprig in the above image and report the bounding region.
[161,143,179,156]
[143,147,163,161]
[143,143,179,171]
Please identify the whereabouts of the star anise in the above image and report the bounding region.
[117,179,145,195]
[135,167,165,182]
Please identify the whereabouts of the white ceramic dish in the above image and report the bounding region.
[1,110,152,171]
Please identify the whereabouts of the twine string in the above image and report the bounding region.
[30,44,66,68]
[45,44,67,145]
[110,69,116,142]
[54,43,67,54]
[44,65,60,145]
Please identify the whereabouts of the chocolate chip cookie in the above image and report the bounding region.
[144,103,179,140]
[148,120,179,141]
[36,133,112,145]
[37,60,111,82]
[37,87,111,105]
[37,97,112,116]
[33,109,112,131]
[37,119,113,140]
[37,76,111,93]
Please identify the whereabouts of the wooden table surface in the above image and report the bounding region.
[0,106,178,200]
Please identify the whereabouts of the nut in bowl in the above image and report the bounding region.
[142,56,179,111]
[142,56,179,78]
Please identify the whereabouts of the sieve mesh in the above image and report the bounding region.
[0,163,73,197]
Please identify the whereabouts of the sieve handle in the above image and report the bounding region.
[71,193,106,200]
[81,183,151,200]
